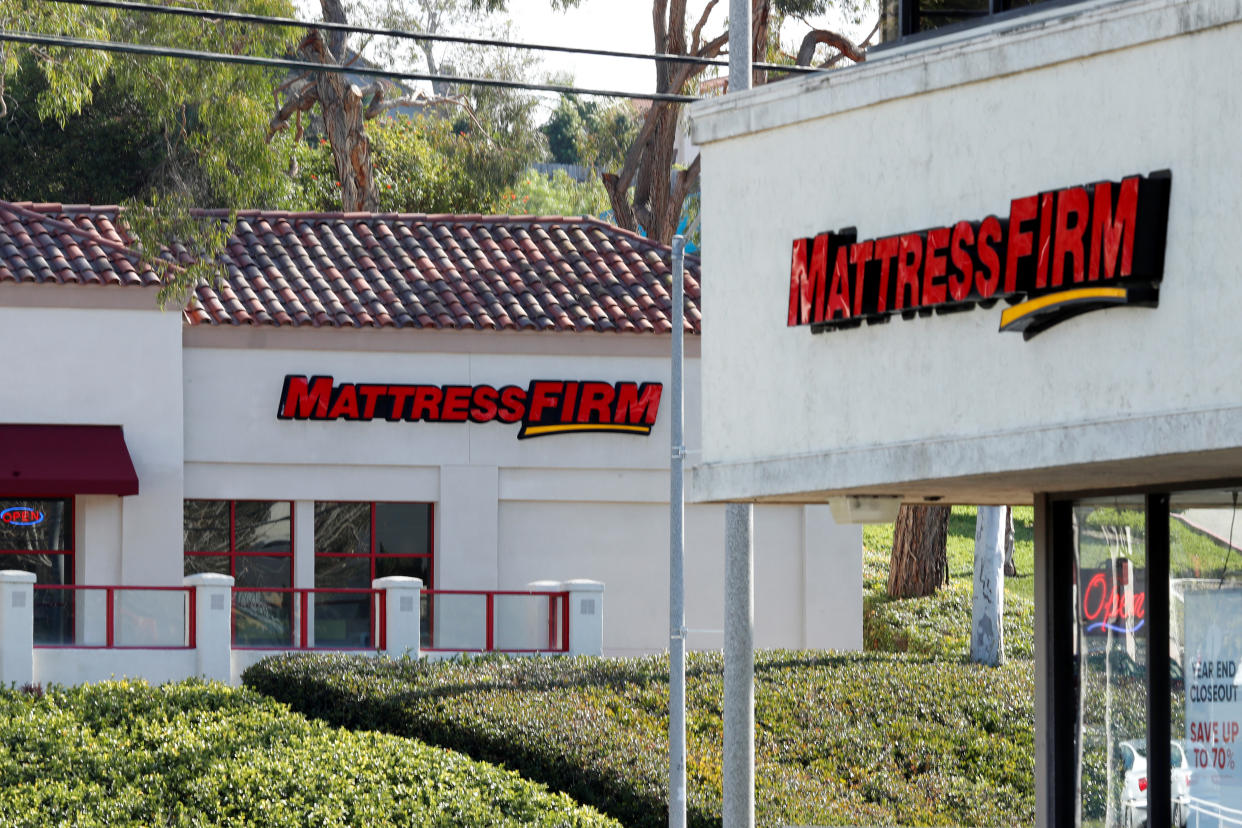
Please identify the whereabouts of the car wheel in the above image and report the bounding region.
[1173,802,1184,828]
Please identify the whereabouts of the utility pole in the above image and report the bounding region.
[669,235,687,828]
[723,3,754,827]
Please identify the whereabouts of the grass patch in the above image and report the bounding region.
[0,680,619,827]
[244,651,1035,828]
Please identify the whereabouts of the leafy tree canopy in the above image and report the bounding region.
[541,94,637,170]
[0,0,304,209]
[289,114,529,214]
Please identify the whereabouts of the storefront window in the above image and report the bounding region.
[314,501,432,647]
[1073,496,1149,828]
[183,500,292,646]
[0,497,72,644]
[1058,488,1242,828]
[1170,489,1242,828]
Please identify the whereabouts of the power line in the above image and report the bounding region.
[0,30,701,102]
[45,0,824,76]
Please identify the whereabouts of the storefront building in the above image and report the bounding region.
[688,0,1242,824]
[0,201,861,684]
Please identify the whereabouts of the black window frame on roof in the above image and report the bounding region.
[882,0,1093,44]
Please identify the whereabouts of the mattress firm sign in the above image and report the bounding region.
[788,172,1171,339]
[277,375,662,439]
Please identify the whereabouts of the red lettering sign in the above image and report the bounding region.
[276,376,662,440]
[787,172,1171,339]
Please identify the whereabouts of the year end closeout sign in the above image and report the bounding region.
[1185,591,1242,824]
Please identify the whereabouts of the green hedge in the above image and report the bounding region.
[0,680,618,827]
[243,651,1035,828]
[864,578,1037,659]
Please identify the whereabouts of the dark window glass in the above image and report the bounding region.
[376,556,430,582]
[314,593,373,648]
[0,499,70,552]
[184,500,293,647]
[183,501,229,552]
[314,503,370,555]
[32,588,73,645]
[891,0,1056,40]
[235,501,291,553]
[1072,497,1148,828]
[183,555,229,577]
[0,552,71,584]
[183,500,291,587]
[912,0,989,32]
[374,503,432,557]
[233,590,293,647]
[315,501,432,647]
[315,556,370,588]
[236,555,291,588]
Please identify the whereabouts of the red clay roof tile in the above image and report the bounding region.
[0,202,702,335]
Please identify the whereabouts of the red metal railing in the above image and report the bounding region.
[421,589,569,653]
[32,585,195,649]
[231,587,385,650]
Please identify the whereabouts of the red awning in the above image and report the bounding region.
[0,425,139,496]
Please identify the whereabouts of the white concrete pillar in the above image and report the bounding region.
[185,573,233,682]
[563,579,604,656]
[374,576,422,658]
[0,570,35,687]
[293,500,315,647]
[802,505,863,650]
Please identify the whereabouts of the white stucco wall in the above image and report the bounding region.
[183,340,862,655]
[0,300,184,584]
[688,0,1242,503]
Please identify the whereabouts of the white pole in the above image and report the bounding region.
[724,503,754,828]
[724,4,754,828]
[669,235,687,828]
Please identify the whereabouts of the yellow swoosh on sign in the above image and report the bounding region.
[521,423,651,437]
[999,286,1129,331]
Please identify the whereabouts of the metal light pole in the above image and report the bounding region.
[723,3,755,827]
[669,234,687,828]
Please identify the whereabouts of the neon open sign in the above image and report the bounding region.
[1081,568,1146,635]
[0,507,45,526]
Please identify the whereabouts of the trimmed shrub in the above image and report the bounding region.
[0,679,618,827]
[244,651,1035,828]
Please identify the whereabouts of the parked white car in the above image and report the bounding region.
[1119,740,1193,828]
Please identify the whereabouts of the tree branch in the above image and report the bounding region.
[795,28,866,66]
[697,30,729,60]
[690,0,719,53]
[819,19,880,69]
[266,76,318,142]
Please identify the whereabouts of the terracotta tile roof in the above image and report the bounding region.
[0,201,702,335]
[0,201,162,288]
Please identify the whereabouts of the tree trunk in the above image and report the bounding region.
[301,0,378,213]
[971,506,1006,666]
[1003,505,1017,576]
[887,504,951,598]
